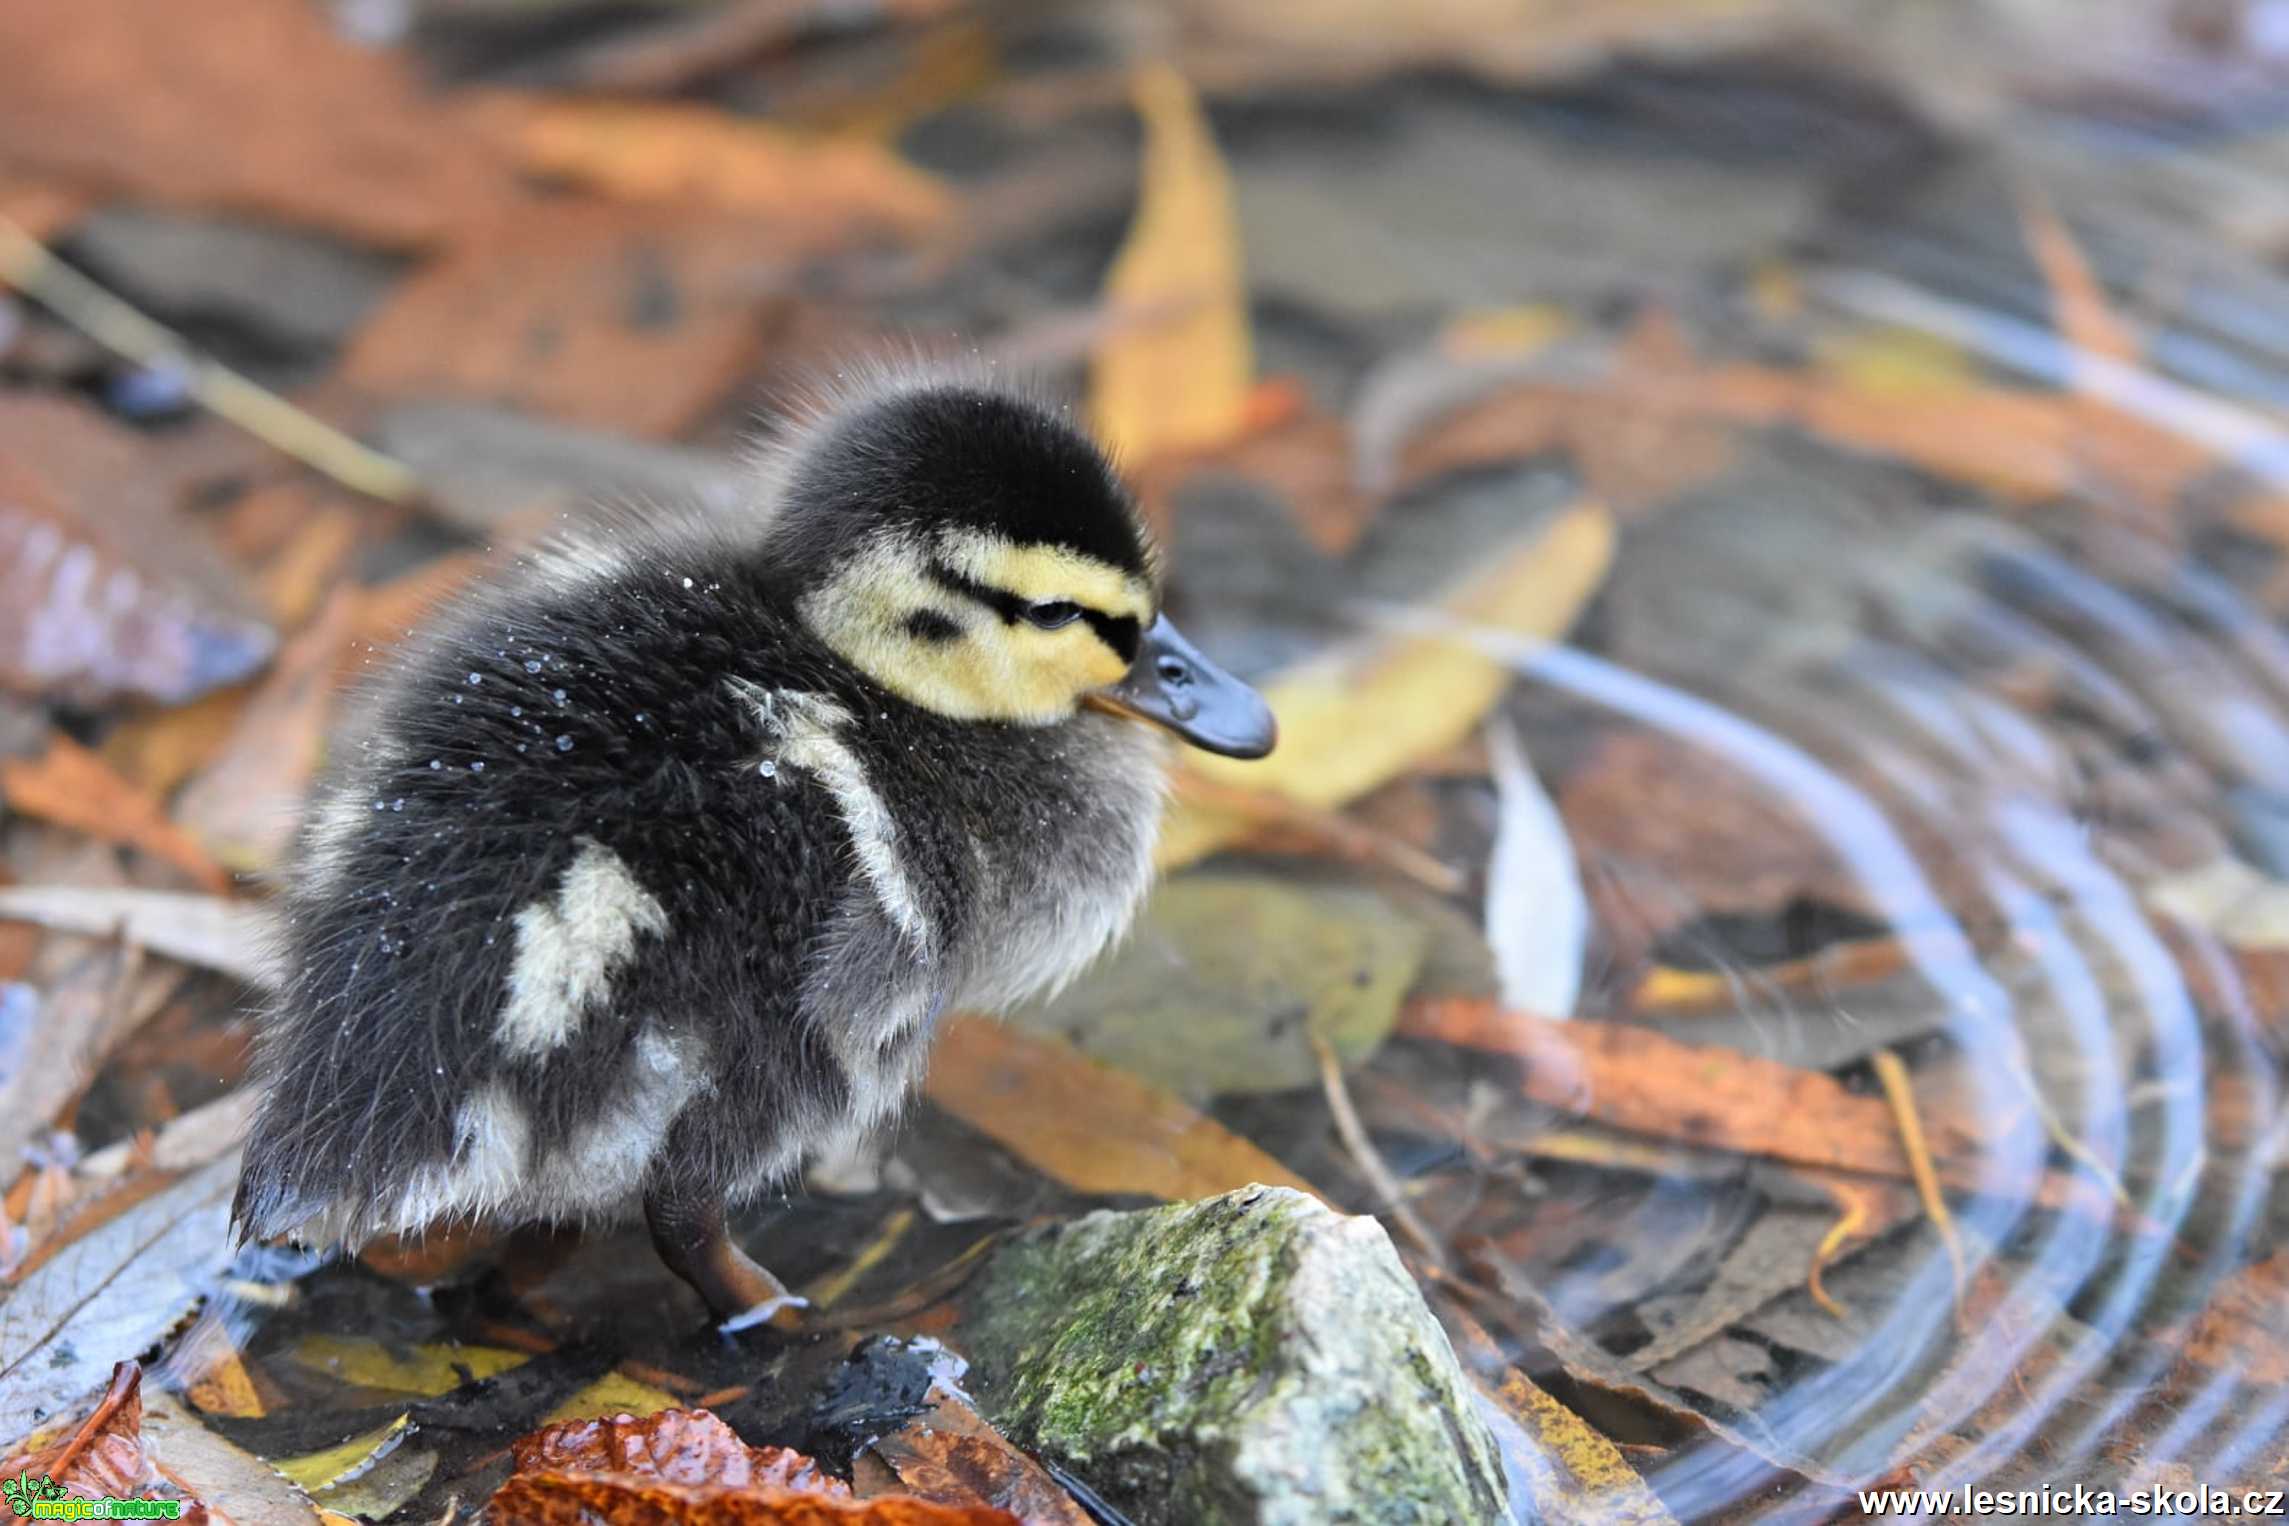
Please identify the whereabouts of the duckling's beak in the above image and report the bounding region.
[1100,614,1277,759]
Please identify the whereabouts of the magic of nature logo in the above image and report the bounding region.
[2,1472,181,1520]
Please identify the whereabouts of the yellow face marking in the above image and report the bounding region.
[799,531,1147,723]
[936,530,1153,623]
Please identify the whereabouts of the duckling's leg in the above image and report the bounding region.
[643,1180,807,1331]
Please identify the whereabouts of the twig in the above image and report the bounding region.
[803,1204,915,1311]
[1870,1046,1966,1323]
[1310,1030,1446,1268]
[0,216,421,506]
[1806,1177,1870,1319]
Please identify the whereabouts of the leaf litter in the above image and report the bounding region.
[0,2,2283,1519]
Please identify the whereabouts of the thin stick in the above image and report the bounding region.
[0,217,421,506]
[1806,1177,1869,1319]
[1870,1046,1966,1321]
[1310,1030,1446,1268]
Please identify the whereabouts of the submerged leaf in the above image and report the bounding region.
[924,1017,1319,1203]
[1161,496,1614,866]
[1007,870,1427,1098]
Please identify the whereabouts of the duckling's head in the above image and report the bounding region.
[760,380,1275,758]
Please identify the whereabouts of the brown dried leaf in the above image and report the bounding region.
[513,1410,849,1497]
[0,0,514,248]
[856,1388,1088,1526]
[0,1159,238,1434]
[173,589,354,875]
[2166,1247,2289,1386]
[340,202,789,439]
[1,736,230,892]
[1087,64,1252,463]
[508,101,952,242]
[0,399,273,708]
[0,1362,156,1509]
[925,1015,1320,1202]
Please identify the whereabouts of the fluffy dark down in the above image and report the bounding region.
[233,380,1164,1245]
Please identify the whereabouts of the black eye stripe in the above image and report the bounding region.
[923,559,1140,663]
[1081,610,1141,664]
[902,608,962,643]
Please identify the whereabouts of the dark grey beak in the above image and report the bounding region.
[1102,614,1277,759]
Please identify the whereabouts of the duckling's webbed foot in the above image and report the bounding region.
[643,1179,807,1332]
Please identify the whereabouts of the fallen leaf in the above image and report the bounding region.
[1087,64,1252,463]
[2145,857,2289,950]
[339,201,792,439]
[512,1409,848,1496]
[142,1386,323,1524]
[925,1016,1319,1203]
[287,1335,531,1398]
[1558,725,1888,945]
[0,1157,237,1433]
[1396,998,2032,1196]
[270,1415,411,1495]
[1006,869,1428,1098]
[0,398,274,709]
[1160,496,1615,867]
[0,888,278,988]
[543,1372,684,1427]
[0,1361,151,1508]
[0,936,181,1197]
[1439,1303,1674,1526]
[2017,189,2138,370]
[856,1386,1089,1525]
[2165,1247,2289,1386]
[1,736,231,892]
[0,0,514,248]
[507,101,951,242]
[1482,715,1586,1018]
[491,1475,1020,1525]
[173,588,354,875]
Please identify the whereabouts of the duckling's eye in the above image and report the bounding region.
[1022,600,1082,631]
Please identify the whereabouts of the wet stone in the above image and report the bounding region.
[960,1185,1508,1526]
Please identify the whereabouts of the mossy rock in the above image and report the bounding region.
[962,1186,1509,1525]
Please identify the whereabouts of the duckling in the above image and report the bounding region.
[231,371,1275,1325]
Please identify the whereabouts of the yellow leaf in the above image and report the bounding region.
[1438,303,1571,361]
[271,1415,410,1493]
[541,1370,681,1426]
[1815,324,1976,395]
[287,1334,529,1396]
[1088,64,1252,462]
[1159,497,1616,867]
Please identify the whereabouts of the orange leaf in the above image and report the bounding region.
[2018,188,2138,368]
[504,100,952,241]
[512,1410,847,1497]
[2,735,230,892]
[1396,997,2112,1217]
[490,1475,1018,1525]
[925,1016,1320,1202]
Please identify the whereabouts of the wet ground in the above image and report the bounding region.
[2,1,2287,1520]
